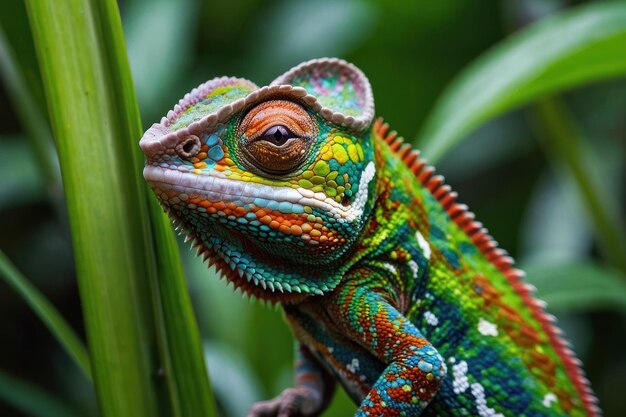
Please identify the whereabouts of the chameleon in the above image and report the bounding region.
[140,58,601,416]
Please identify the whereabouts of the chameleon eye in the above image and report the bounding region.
[237,100,318,175]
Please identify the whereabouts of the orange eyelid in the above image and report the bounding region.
[239,100,314,140]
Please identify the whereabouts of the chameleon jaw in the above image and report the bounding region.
[143,164,375,223]
[144,163,358,299]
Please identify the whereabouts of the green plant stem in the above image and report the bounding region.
[0,250,91,379]
[532,98,626,273]
[26,0,168,415]
[25,0,216,415]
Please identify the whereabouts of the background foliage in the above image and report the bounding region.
[0,0,624,416]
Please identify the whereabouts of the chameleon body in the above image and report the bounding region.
[140,58,600,416]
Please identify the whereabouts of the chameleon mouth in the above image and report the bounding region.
[143,164,374,222]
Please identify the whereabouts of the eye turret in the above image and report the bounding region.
[237,100,317,176]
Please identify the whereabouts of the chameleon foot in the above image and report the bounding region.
[247,387,323,417]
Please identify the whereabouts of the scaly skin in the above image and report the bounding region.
[140,58,601,416]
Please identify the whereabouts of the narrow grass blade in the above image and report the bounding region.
[0,371,81,417]
[0,250,91,379]
[0,25,60,192]
[417,2,626,162]
[148,198,217,416]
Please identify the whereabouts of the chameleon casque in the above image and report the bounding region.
[140,58,600,416]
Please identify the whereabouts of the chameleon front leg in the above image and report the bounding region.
[329,273,447,416]
[247,343,336,417]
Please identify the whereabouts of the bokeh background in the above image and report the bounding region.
[1,0,625,416]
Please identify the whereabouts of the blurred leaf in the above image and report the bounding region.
[0,25,60,191]
[524,261,626,312]
[246,0,376,81]
[532,98,626,272]
[417,1,626,162]
[204,342,263,417]
[0,1,47,113]
[0,371,81,417]
[0,249,91,379]
[0,137,44,210]
[124,0,198,122]
[520,171,593,265]
[436,112,534,178]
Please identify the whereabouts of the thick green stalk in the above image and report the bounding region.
[26,0,167,415]
[25,0,216,415]
[533,98,626,273]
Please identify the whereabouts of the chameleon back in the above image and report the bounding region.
[363,119,598,416]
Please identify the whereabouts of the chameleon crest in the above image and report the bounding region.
[140,58,600,416]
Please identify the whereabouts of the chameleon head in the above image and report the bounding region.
[140,58,377,298]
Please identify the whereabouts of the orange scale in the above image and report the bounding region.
[290,225,303,235]
[213,201,226,210]
[207,207,217,214]
[214,165,226,172]
[199,200,212,209]
[260,215,272,225]
[234,207,247,216]
[255,209,267,218]
[279,225,292,235]
[269,220,280,229]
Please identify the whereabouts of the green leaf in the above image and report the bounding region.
[25,0,164,413]
[0,250,91,380]
[524,261,626,313]
[124,0,198,122]
[417,2,626,163]
[0,371,81,417]
[25,0,215,416]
